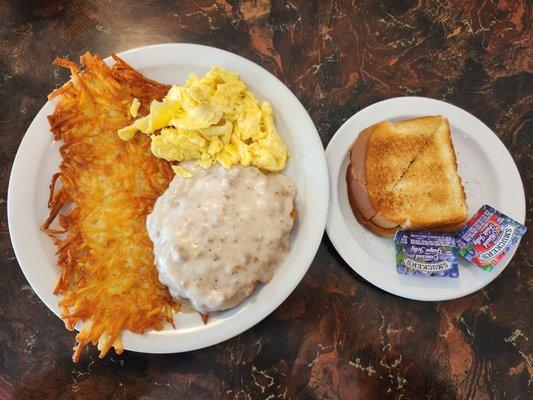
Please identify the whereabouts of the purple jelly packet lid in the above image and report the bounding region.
[394,231,459,278]
[456,205,527,271]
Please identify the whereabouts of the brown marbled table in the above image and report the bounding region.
[1,1,531,399]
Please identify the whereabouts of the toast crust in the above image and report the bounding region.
[348,127,378,221]
[346,165,397,237]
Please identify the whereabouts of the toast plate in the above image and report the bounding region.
[325,97,526,301]
[8,43,329,353]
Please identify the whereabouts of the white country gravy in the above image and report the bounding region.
[147,163,296,313]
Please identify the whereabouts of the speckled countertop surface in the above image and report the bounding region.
[0,1,531,399]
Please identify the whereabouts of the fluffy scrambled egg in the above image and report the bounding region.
[118,67,288,176]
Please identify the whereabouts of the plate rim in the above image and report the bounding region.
[325,96,526,301]
[7,43,329,353]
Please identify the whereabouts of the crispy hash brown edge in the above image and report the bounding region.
[42,53,179,362]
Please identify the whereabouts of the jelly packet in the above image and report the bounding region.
[395,231,459,277]
[456,205,527,271]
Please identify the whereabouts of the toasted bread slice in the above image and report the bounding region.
[348,116,443,231]
[365,117,440,209]
[346,115,467,237]
[382,118,468,230]
[350,118,441,222]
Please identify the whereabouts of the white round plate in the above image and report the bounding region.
[8,43,329,353]
[326,96,526,301]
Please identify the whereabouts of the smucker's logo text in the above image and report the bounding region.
[404,258,452,272]
[478,225,515,262]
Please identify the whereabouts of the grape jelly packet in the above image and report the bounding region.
[456,205,527,271]
[395,231,459,277]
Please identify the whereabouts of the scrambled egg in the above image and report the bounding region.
[118,67,288,176]
[129,97,140,118]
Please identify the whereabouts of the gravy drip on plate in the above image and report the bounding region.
[147,164,296,313]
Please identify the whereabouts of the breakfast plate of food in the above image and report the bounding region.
[8,43,328,361]
[326,97,526,301]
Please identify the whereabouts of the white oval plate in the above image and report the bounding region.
[8,44,329,353]
[326,97,526,301]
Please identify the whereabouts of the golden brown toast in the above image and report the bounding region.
[346,115,467,237]
[382,118,468,229]
[350,117,442,227]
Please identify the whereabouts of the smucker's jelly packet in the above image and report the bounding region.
[456,205,527,271]
[395,231,459,278]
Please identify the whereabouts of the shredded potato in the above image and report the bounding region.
[42,53,179,362]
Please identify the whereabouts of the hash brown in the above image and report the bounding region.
[43,53,178,361]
